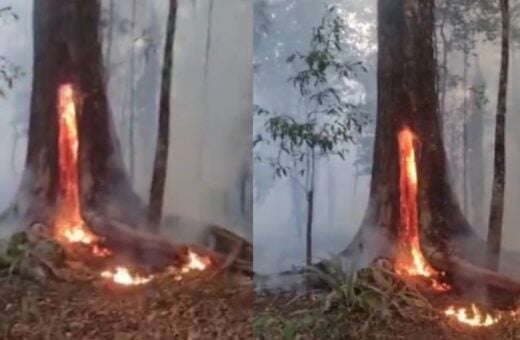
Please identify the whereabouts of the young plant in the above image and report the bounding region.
[254,6,368,266]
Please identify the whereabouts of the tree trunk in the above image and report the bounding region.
[438,8,449,125]
[148,0,178,228]
[487,0,510,270]
[306,189,314,266]
[462,53,469,215]
[104,0,114,85]
[128,0,137,184]
[1,1,144,230]
[344,0,478,265]
[467,60,486,233]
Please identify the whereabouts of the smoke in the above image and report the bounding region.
[161,0,252,244]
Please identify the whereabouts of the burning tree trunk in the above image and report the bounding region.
[341,0,520,299]
[487,0,510,271]
[148,0,178,229]
[2,1,145,237]
[0,0,252,279]
[346,0,473,259]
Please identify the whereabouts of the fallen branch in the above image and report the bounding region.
[429,252,520,294]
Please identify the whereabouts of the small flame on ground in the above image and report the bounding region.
[101,267,153,286]
[444,304,499,327]
[395,127,448,291]
[181,251,210,273]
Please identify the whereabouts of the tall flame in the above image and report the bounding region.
[55,84,98,245]
[394,127,447,290]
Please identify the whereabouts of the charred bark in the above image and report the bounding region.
[487,0,509,270]
[148,0,178,229]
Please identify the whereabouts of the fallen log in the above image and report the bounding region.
[86,215,189,270]
[429,251,520,307]
[86,216,253,276]
[207,225,252,261]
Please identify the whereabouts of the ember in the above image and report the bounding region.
[394,127,448,291]
[444,304,499,327]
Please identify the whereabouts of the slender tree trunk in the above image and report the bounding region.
[128,0,137,184]
[148,0,178,228]
[305,150,316,266]
[104,0,114,85]
[306,189,314,266]
[468,60,486,233]
[487,0,510,270]
[462,52,469,215]
[439,10,449,124]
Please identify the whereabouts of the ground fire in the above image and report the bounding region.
[444,304,500,327]
[53,83,210,286]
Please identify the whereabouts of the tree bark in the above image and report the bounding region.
[148,0,178,228]
[487,0,509,270]
[344,0,479,266]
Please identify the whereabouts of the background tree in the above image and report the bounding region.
[466,61,489,234]
[487,0,510,270]
[148,0,178,228]
[255,7,368,265]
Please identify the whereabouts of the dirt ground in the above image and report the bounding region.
[0,273,252,340]
[254,290,520,340]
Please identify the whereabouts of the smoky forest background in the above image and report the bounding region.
[253,0,520,275]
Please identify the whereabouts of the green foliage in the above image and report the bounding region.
[254,6,368,185]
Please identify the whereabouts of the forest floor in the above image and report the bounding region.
[254,265,520,340]
[254,291,520,339]
[0,273,252,340]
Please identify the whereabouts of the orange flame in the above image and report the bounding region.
[444,304,499,327]
[394,127,448,291]
[101,267,153,286]
[55,84,99,246]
